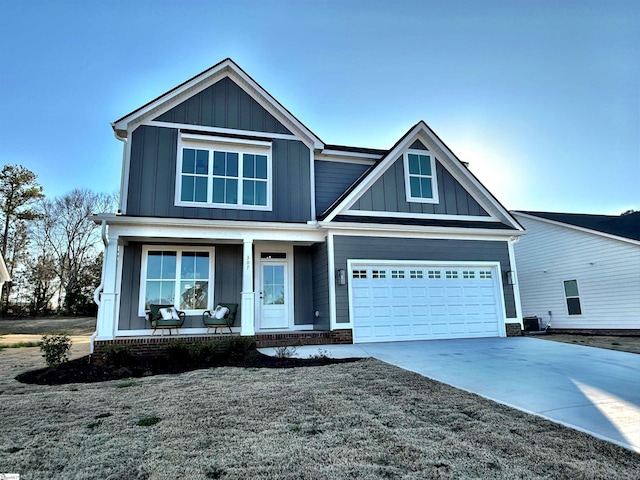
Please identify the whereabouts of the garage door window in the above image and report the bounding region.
[410,270,423,279]
[428,270,441,279]
[372,270,386,279]
[391,270,405,279]
[479,270,492,279]
[463,270,476,279]
[353,270,367,279]
[446,270,459,279]
[564,280,582,315]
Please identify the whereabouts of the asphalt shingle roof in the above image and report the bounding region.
[518,211,640,242]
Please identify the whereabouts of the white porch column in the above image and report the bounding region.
[94,234,121,343]
[240,238,255,336]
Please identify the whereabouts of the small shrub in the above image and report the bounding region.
[40,334,72,367]
[308,348,331,360]
[165,340,192,362]
[116,380,137,389]
[102,344,134,367]
[137,416,161,427]
[275,345,298,358]
[612,341,621,346]
[0,341,41,351]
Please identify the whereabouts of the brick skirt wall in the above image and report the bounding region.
[93,329,354,361]
[505,323,522,337]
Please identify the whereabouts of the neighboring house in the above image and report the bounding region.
[92,58,525,353]
[511,211,640,333]
[0,251,9,300]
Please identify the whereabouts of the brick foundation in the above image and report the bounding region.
[92,329,354,362]
[505,323,522,337]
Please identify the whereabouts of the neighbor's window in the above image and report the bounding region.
[177,137,271,210]
[404,150,439,203]
[140,246,215,315]
[563,280,582,316]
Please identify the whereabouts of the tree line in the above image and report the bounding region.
[0,164,116,316]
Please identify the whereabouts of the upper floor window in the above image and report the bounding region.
[176,135,272,210]
[403,149,439,204]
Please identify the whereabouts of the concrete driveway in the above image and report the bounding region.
[262,337,640,452]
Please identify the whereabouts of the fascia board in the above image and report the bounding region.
[112,59,324,150]
[511,211,640,246]
[319,220,524,240]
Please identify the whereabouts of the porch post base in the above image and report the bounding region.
[240,291,255,336]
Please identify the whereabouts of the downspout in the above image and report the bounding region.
[90,220,109,352]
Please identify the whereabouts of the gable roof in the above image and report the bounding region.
[320,121,524,232]
[512,211,640,242]
[112,58,324,149]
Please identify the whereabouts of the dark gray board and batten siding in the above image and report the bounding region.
[314,160,371,215]
[126,125,312,222]
[118,243,243,330]
[154,77,292,135]
[332,236,517,324]
[350,155,489,217]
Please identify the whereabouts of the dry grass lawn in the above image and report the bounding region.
[535,333,640,354]
[1,344,639,479]
[0,316,96,336]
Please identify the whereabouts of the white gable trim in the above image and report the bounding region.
[342,210,501,222]
[512,211,640,246]
[322,122,522,231]
[112,58,324,150]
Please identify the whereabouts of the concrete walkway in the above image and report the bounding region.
[260,337,640,452]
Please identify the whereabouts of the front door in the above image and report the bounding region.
[258,261,289,329]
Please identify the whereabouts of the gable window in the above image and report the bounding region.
[563,280,582,316]
[177,135,272,210]
[404,149,439,204]
[139,246,215,316]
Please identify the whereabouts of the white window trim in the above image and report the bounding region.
[403,149,439,204]
[175,134,273,211]
[563,279,583,317]
[139,245,216,317]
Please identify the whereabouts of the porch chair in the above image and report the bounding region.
[146,304,186,335]
[202,303,238,334]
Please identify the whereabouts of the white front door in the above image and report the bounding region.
[258,261,289,329]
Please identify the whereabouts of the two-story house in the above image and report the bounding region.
[92,58,525,354]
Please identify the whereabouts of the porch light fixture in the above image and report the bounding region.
[336,269,346,286]
[505,270,516,285]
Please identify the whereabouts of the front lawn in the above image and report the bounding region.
[0,356,638,479]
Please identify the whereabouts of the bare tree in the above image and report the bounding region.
[40,189,116,314]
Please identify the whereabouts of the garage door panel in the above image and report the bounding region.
[352,264,503,343]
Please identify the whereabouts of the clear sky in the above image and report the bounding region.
[1,0,638,214]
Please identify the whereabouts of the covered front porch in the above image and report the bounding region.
[92,215,335,350]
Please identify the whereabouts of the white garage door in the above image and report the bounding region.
[350,264,503,343]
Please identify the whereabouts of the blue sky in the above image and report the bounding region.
[1,0,638,214]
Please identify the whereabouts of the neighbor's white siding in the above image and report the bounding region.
[513,215,640,330]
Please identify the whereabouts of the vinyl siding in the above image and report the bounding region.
[118,243,242,330]
[154,77,292,135]
[514,215,640,329]
[350,155,489,216]
[333,236,516,324]
[126,125,312,222]
[315,160,370,214]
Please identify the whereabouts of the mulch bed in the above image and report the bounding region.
[15,351,361,385]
